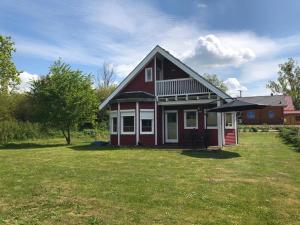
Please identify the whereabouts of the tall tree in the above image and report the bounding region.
[267,58,300,109]
[31,60,98,144]
[0,35,20,94]
[203,73,228,92]
[94,62,115,88]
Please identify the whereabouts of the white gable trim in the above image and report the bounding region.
[99,45,231,110]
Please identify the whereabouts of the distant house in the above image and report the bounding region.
[99,46,238,147]
[238,95,300,125]
[283,96,300,125]
[238,95,286,125]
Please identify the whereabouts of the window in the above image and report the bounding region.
[268,111,275,119]
[110,111,117,134]
[184,110,198,129]
[121,110,135,134]
[225,112,235,128]
[207,112,217,128]
[145,67,153,82]
[296,116,300,122]
[140,109,154,134]
[247,111,255,119]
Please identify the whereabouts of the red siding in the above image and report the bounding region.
[225,129,236,145]
[139,102,154,109]
[122,60,154,94]
[110,135,117,145]
[120,135,135,145]
[139,135,155,146]
[208,129,218,146]
[120,102,136,110]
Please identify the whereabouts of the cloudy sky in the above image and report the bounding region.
[1,0,300,96]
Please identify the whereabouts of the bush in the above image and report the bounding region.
[0,120,50,144]
[279,127,300,151]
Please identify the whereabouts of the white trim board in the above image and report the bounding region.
[99,45,231,110]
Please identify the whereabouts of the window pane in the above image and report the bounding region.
[296,116,300,121]
[268,111,275,119]
[225,113,233,127]
[141,119,152,132]
[207,112,217,127]
[247,111,255,119]
[145,68,152,81]
[123,116,134,132]
[112,117,117,132]
[186,111,197,128]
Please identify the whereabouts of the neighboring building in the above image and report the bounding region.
[283,96,300,125]
[238,95,286,125]
[99,45,238,147]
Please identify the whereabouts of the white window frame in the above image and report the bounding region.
[140,109,154,134]
[121,110,135,135]
[225,112,235,129]
[205,110,218,129]
[110,111,117,134]
[184,110,198,129]
[145,67,153,82]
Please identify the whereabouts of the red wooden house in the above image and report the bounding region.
[99,46,237,147]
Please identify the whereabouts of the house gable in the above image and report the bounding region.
[99,45,231,110]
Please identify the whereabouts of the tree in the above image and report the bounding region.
[203,73,228,92]
[94,62,115,88]
[31,60,98,144]
[0,35,21,94]
[267,58,300,109]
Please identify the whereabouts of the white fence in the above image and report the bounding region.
[156,78,211,96]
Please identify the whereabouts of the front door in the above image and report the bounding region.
[165,111,178,143]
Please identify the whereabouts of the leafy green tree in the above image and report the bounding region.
[267,58,300,109]
[0,35,20,94]
[31,60,98,144]
[203,73,228,92]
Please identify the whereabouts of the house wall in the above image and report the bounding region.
[284,114,300,125]
[163,105,214,145]
[110,102,155,146]
[241,106,284,125]
[122,60,155,94]
[162,58,190,80]
[225,129,236,145]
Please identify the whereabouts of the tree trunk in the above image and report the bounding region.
[67,128,71,145]
[62,129,71,145]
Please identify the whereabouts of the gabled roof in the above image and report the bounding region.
[237,95,287,107]
[284,96,295,111]
[99,45,231,110]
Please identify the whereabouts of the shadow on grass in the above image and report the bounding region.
[70,144,120,151]
[0,143,66,150]
[181,149,241,159]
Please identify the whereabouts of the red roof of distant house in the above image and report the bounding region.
[284,96,295,111]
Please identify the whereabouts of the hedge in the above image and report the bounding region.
[278,127,300,151]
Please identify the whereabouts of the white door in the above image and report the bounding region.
[165,111,178,143]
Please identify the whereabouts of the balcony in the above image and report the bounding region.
[156,78,211,97]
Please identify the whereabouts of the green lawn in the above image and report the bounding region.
[0,133,300,225]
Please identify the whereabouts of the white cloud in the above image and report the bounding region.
[17,71,39,92]
[184,34,256,67]
[224,78,248,97]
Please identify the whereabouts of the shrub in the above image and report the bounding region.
[0,120,50,144]
[279,127,300,151]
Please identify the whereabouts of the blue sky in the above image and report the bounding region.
[1,0,300,96]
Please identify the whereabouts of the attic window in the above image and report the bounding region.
[145,68,153,82]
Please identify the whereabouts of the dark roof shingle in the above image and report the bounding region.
[237,95,286,107]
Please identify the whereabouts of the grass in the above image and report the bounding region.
[0,133,300,225]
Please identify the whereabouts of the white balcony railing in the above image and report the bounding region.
[156,78,211,97]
